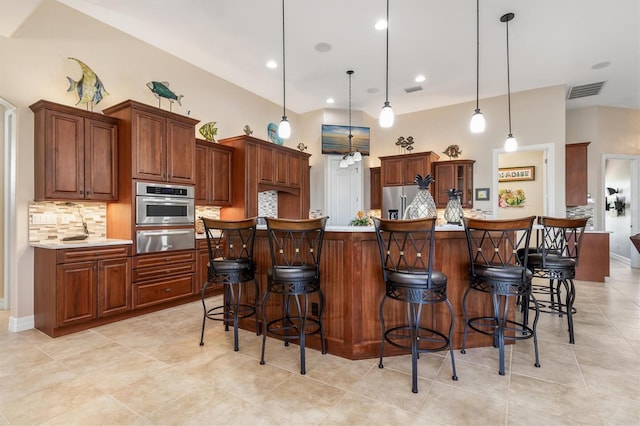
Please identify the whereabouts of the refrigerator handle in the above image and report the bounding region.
[401,195,406,219]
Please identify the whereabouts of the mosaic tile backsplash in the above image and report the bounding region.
[258,191,278,218]
[29,201,107,242]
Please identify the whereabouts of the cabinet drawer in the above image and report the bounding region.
[133,250,196,269]
[57,245,131,263]
[133,275,195,308]
[196,239,208,251]
[132,261,196,282]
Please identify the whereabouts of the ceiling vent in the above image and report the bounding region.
[567,81,606,100]
[404,86,423,93]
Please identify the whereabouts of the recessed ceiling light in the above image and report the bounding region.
[266,60,277,69]
[315,42,332,52]
[591,61,610,70]
[375,19,387,30]
[367,87,380,94]
[414,74,426,83]
[326,98,335,104]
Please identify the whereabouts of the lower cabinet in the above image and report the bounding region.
[34,244,132,337]
[196,237,224,296]
[132,250,196,308]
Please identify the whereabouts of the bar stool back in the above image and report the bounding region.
[260,217,328,375]
[461,216,540,376]
[373,217,458,393]
[527,216,589,343]
[200,217,260,351]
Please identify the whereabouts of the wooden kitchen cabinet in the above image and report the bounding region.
[132,250,196,308]
[432,160,475,208]
[30,100,118,201]
[218,135,311,219]
[195,238,224,295]
[195,139,233,206]
[34,244,132,337]
[103,99,199,184]
[379,151,440,187]
[565,142,590,207]
[370,167,381,209]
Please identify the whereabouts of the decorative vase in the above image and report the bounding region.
[403,174,437,219]
[444,189,464,225]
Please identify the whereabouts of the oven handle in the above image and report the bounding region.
[138,197,193,205]
[138,230,194,236]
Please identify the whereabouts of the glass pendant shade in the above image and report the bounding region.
[353,151,362,162]
[278,117,291,139]
[469,109,486,133]
[339,158,348,168]
[347,155,355,165]
[379,102,394,128]
[504,134,517,152]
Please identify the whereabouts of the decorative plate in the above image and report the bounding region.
[267,122,284,145]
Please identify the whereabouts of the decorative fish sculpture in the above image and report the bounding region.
[243,125,253,136]
[146,81,183,106]
[66,57,109,106]
[443,144,462,159]
[199,122,218,142]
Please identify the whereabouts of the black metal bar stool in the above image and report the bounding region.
[260,217,328,375]
[199,217,260,351]
[373,217,458,393]
[526,216,589,344]
[461,216,540,376]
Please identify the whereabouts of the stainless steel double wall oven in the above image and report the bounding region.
[135,181,195,254]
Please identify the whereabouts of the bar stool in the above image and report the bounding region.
[260,217,328,375]
[199,217,260,351]
[526,216,589,344]
[461,216,540,376]
[373,217,458,393]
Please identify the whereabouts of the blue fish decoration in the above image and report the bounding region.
[66,57,109,106]
[146,81,183,106]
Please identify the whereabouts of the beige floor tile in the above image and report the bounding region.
[41,394,150,426]
[378,351,452,382]
[593,393,640,426]
[434,358,510,397]
[57,341,134,374]
[456,344,514,373]
[304,352,374,389]
[507,402,597,426]
[0,359,78,404]
[35,330,113,359]
[326,392,417,425]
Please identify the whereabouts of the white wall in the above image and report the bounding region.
[605,159,632,258]
[497,150,545,219]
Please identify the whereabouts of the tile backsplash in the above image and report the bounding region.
[29,201,107,242]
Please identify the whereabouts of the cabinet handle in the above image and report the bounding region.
[164,288,171,292]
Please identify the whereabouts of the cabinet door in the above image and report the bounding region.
[370,167,381,209]
[132,109,166,181]
[211,146,232,205]
[84,118,118,201]
[56,261,97,327]
[433,163,455,207]
[459,162,474,208]
[288,154,301,188]
[98,257,131,317]
[381,158,404,186]
[258,145,275,184]
[274,150,289,186]
[404,156,430,185]
[566,142,589,206]
[45,109,85,200]
[166,118,195,184]
[194,142,211,204]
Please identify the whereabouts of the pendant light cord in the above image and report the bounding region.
[348,70,353,151]
[506,17,512,134]
[384,0,390,104]
[281,0,286,117]
[475,0,480,110]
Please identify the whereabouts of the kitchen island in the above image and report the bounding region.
[245,225,501,360]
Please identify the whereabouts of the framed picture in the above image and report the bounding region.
[498,166,535,182]
[475,188,490,201]
[321,124,370,155]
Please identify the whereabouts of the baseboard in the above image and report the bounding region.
[0,297,6,310]
[610,252,631,265]
[8,315,34,332]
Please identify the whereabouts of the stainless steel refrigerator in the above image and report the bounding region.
[382,185,418,220]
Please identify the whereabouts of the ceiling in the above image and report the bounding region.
[5,0,640,117]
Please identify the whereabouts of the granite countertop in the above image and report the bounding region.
[30,238,133,249]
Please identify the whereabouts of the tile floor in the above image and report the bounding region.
[0,258,638,425]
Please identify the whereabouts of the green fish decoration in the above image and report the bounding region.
[146,81,183,106]
[199,122,218,142]
[66,57,109,106]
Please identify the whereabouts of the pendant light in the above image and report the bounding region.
[501,12,517,152]
[340,70,362,168]
[469,0,486,133]
[277,0,291,139]
[379,0,394,128]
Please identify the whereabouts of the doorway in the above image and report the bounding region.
[602,154,640,268]
[325,156,363,226]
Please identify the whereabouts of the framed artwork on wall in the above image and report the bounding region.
[321,124,370,155]
[475,188,490,201]
[498,166,535,182]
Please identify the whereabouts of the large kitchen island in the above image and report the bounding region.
[247,225,499,360]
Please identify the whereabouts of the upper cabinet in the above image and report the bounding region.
[565,142,590,207]
[379,151,440,187]
[31,100,119,201]
[218,135,310,219]
[370,167,381,210]
[195,139,233,206]
[432,160,475,208]
[103,100,199,184]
